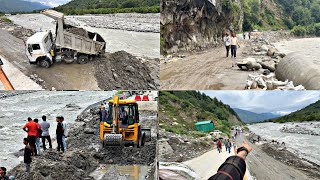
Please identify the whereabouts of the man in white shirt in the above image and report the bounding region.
[224,32,231,57]
[40,115,52,150]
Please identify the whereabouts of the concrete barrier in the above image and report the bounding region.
[276,52,320,90]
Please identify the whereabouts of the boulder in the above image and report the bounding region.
[259,61,276,72]
[267,47,277,56]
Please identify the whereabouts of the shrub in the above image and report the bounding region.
[291,25,307,36]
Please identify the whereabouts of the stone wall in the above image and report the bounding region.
[161,0,243,54]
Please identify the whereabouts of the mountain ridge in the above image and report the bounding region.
[233,108,281,124]
[0,0,51,13]
[271,100,320,123]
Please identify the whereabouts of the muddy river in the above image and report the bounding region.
[249,122,320,165]
[0,91,114,170]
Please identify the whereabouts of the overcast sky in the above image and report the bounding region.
[27,0,71,7]
[202,91,320,115]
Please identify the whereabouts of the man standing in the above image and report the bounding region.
[22,117,37,156]
[23,138,32,173]
[61,116,68,151]
[224,32,231,57]
[40,115,52,150]
[33,119,42,156]
[56,117,64,152]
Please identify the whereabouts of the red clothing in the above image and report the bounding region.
[36,123,42,138]
[23,121,38,137]
[217,141,222,148]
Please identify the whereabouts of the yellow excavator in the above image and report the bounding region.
[0,58,14,90]
[100,95,151,148]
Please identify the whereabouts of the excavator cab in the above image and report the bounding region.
[100,96,151,148]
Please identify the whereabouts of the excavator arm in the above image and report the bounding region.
[102,95,123,146]
[0,59,14,90]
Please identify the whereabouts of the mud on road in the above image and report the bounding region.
[9,105,158,180]
[0,17,159,90]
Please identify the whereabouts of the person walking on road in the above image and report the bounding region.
[56,117,64,153]
[209,141,252,180]
[22,117,38,156]
[224,32,231,57]
[40,115,52,150]
[61,116,68,151]
[23,138,32,173]
[226,139,232,153]
[231,32,240,60]
[33,119,42,156]
[223,140,228,151]
[217,140,222,153]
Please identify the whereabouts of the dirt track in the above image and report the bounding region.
[160,41,257,90]
[237,134,311,180]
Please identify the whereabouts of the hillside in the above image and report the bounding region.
[159,91,242,137]
[242,0,320,36]
[0,0,50,13]
[234,108,280,124]
[272,100,320,123]
[54,0,160,14]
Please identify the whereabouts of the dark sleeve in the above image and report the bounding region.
[208,156,246,180]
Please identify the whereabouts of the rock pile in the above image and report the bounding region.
[281,126,320,136]
[9,106,157,180]
[245,73,305,90]
[93,51,159,90]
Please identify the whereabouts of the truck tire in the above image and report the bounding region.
[77,55,89,64]
[38,59,51,68]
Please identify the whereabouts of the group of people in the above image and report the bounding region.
[216,139,233,154]
[22,116,68,173]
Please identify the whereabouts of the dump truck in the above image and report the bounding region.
[26,10,106,68]
[100,95,152,148]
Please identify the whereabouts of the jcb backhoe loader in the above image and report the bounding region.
[100,95,151,148]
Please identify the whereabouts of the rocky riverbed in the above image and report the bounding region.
[8,104,157,180]
[67,13,160,33]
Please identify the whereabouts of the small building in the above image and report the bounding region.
[195,120,215,132]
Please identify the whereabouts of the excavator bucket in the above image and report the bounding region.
[142,128,151,142]
[103,134,123,147]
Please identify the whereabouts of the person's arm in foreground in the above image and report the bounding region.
[208,141,252,180]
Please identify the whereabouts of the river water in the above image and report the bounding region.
[248,122,320,165]
[0,91,114,170]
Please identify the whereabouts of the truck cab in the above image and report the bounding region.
[26,31,54,68]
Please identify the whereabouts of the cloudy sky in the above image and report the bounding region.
[202,91,320,115]
[26,0,71,7]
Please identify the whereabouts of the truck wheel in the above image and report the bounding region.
[77,55,89,64]
[38,59,51,68]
